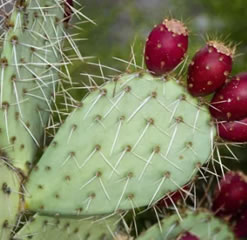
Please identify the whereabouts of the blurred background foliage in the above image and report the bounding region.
[70,0,247,170]
[71,0,247,78]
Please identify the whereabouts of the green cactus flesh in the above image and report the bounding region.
[0,0,66,174]
[13,214,121,240]
[0,164,21,240]
[136,209,234,239]
[25,72,215,216]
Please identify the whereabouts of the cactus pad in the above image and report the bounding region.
[25,73,215,216]
[0,0,66,174]
[13,214,121,240]
[0,163,22,240]
[136,209,235,239]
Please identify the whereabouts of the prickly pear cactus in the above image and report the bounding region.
[14,214,121,240]
[0,0,67,174]
[0,1,243,239]
[136,209,235,240]
[25,72,215,216]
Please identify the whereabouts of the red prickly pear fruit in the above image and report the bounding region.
[212,171,247,217]
[210,73,247,121]
[157,185,190,208]
[187,41,233,96]
[176,232,200,240]
[64,0,73,22]
[233,208,247,238]
[145,19,188,75]
[217,117,247,142]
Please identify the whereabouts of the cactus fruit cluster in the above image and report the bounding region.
[0,1,247,240]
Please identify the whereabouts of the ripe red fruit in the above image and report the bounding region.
[187,41,233,96]
[64,0,73,22]
[176,232,200,240]
[212,171,247,217]
[217,117,247,142]
[232,208,247,238]
[145,19,188,75]
[210,73,247,121]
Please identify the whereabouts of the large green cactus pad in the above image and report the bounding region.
[0,0,65,174]
[136,209,234,239]
[25,73,215,216]
[13,214,121,240]
[0,163,21,240]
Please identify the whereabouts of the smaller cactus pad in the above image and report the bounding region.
[0,163,22,240]
[136,209,235,240]
[25,73,215,216]
[0,0,67,174]
[13,214,121,240]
